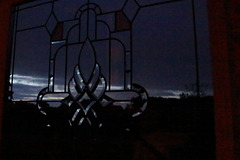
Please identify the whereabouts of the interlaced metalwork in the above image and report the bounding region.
[34,0,151,127]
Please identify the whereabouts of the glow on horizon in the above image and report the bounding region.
[11,74,47,87]
[10,74,212,101]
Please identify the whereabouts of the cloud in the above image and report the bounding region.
[11,74,47,87]
[109,85,124,90]
[11,74,212,101]
[148,89,184,99]
[11,74,47,101]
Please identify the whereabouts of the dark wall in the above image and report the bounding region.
[207,0,240,160]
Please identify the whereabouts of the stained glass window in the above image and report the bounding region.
[4,0,215,159]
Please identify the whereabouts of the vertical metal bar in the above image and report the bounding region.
[124,51,126,90]
[63,21,68,92]
[48,42,52,91]
[64,42,68,92]
[52,59,55,92]
[7,6,17,100]
[130,24,133,90]
[48,2,54,92]
[191,0,200,97]
[11,6,19,96]
[9,7,15,93]
[109,38,112,90]
[87,0,90,38]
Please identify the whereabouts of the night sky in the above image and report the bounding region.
[10,0,212,101]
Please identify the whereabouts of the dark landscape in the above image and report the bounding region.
[1,96,215,160]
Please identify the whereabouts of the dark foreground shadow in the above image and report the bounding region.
[1,97,215,160]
